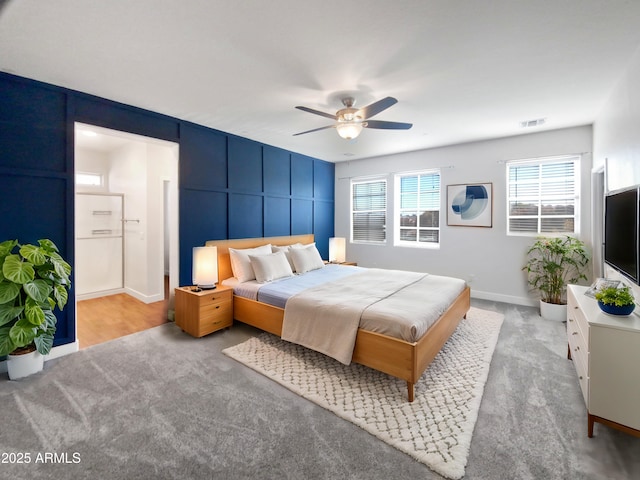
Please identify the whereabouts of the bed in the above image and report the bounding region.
[206,234,471,402]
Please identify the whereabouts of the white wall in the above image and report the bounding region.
[110,142,150,300]
[335,126,593,306]
[108,141,179,304]
[593,44,640,300]
[593,45,640,190]
[75,149,110,193]
[147,143,179,303]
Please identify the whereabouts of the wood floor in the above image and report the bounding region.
[76,280,170,349]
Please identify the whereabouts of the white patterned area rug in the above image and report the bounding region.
[223,307,503,480]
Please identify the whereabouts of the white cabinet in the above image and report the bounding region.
[75,193,124,296]
[567,285,640,438]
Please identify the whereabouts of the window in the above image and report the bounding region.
[351,179,387,243]
[75,172,103,187]
[395,170,441,246]
[507,156,580,235]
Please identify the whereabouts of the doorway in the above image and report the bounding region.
[74,123,179,348]
[591,165,605,279]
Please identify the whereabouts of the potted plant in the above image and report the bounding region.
[522,236,590,321]
[595,285,636,316]
[0,239,72,379]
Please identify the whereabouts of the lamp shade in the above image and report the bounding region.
[192,246,218,289]
[336,122,363,140]
[328,237,346,263]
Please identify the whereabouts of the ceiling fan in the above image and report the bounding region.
[293,96,412,140]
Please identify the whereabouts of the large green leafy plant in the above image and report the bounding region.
[522,236,589,305]
[0,239,71,356]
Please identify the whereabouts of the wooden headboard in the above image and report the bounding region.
[206,234,314,281]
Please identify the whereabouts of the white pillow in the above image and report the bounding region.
[290,243,325,274]
[272,244,301,272]
[249,251,294,283]
[290,242,313,249]
[228,244,272,283]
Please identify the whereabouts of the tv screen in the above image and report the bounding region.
[604,187,639,284]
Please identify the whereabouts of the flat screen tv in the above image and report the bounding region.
[604,186,639,284]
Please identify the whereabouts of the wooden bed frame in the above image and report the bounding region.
[206,234,471,402]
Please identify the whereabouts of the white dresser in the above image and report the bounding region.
[567,284,640,438]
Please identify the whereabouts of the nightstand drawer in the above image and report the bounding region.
[197,289,232,307]
[199,309,233,336]
[200,296,231,315]
[201,300,232,321]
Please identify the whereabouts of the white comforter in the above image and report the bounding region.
[281,268,466,365]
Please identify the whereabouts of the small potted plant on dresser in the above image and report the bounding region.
[522,236,590,321]
[595,285,636,316]
[0,239,72,379]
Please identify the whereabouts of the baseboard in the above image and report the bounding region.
[77,288,125,301]
[0,340,79,375]
[470,288,537,307]
[77,288,163,304]
[45,340,80,360]
[125,287,163,304]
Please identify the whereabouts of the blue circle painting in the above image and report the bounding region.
[451,185,489,220]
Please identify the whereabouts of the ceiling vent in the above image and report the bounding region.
[520,118,546,128]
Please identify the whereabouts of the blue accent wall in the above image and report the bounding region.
[0,72,335,349]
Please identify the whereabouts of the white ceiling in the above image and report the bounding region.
[2,0,640,162]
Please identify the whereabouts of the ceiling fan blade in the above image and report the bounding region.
[293,125,335,136]
[295,106,338,120]
[358,96,398,119]
[365,120,413,130]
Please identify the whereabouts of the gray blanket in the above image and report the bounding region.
[281,269,427,364]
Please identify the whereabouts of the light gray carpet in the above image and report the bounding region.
[223,308,503,480]
[1,299,639,479]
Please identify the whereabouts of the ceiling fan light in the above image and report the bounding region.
[336,122,363,140]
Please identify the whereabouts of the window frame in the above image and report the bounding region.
[393,169,441,248]
[506,155,581,237]
[350,177,388,245]
[75,171,103,187]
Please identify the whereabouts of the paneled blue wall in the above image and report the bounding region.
[0,72,335,349]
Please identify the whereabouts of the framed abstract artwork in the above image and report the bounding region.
[447,183,493,227]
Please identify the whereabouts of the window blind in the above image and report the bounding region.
[351,179,386,243]
[507,156,579,235]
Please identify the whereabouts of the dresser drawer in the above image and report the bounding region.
[569,305,589,345]
[567,290,589,343]
[568,319,588,366]
[572,343,589,407]
[567,307,589,408]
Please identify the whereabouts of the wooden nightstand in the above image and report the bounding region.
[174,284,233,337]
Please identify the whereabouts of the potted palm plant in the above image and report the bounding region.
[522,236,590,321]
[0,239,72,379]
